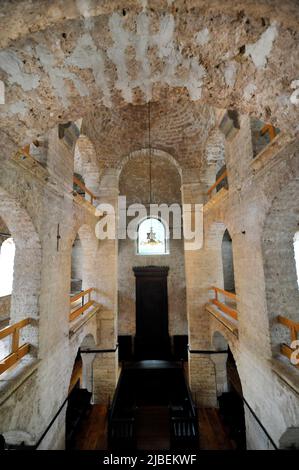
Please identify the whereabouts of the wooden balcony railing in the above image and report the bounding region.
[209,286,238,321]
[73,176,97,206]
[277,315,299,367]
[207,170,228,198]
[69,288,95,322]
[260,124,277,142]
[0,318,31,375]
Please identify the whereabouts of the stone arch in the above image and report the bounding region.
[0,186,41,350]
[262,177,299,354]
[119,148,182,178]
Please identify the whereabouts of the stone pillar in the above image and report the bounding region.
[92,169,119,404]
[81,352,95,394]
[181,172,218,407]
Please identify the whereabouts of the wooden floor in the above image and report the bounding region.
[198,408,236,450]
[71,404,234,450]
[136,406,170,450]
[71,405,108,450]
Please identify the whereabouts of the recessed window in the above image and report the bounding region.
[137,218,168,255]
[294,232,299,289]
[0,237,15,297]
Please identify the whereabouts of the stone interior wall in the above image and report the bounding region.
[118,152,188,338]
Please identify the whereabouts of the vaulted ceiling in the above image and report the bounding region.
[0,0,298,159]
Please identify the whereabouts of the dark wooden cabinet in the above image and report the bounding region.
[133,266,171,360]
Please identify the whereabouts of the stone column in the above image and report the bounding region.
[181,171,218,407]
[92,169,119,404]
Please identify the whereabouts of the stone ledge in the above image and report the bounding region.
[251,132,294,173]
[206,303,238,337]
[204,187,228,211]
[271,356,299,395]
[0,356,39,406]
[69,303,100,337]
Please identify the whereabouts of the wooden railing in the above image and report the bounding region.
[277,315,299,366]
[260,124,277,142]
[73,176,96,206]
[69,288,95,322]
[209,286,238,320]
[0,318,31,374]
[207,169,228,198]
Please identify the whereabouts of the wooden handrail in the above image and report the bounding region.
[0,318,31,375]
[73,176,96,205]
[207,169,228,197]
[210,286,237,300]
[260,124,277,141]
[277,315,299,366]
[70,288,93,303]
[69,288,95,322]
[209,286,238,321]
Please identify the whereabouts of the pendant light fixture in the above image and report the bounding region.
[142,102,162,247]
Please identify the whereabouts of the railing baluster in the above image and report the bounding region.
[69,288,95,322]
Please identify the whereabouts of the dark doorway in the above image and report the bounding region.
[133,266,170,359]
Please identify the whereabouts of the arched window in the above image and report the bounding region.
[137,218,168,255]
[0,237,15,297]
[294,232,299,288]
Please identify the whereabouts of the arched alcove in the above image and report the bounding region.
[118,148,187,350]
[222,229,236,293]
[0,187,41,356]
[262,178,299,355]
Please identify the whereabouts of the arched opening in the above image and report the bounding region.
[0,187,41,370]
[212,332,246,450]
[0,217,14,328]
[118,149,187,360]
[137,218,168,256]
[70,235,83,295]
[262,178,299,357]
[69,225,98,324]
[222,229,235,293]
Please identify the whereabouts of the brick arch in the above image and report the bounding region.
[119,148,182,177]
